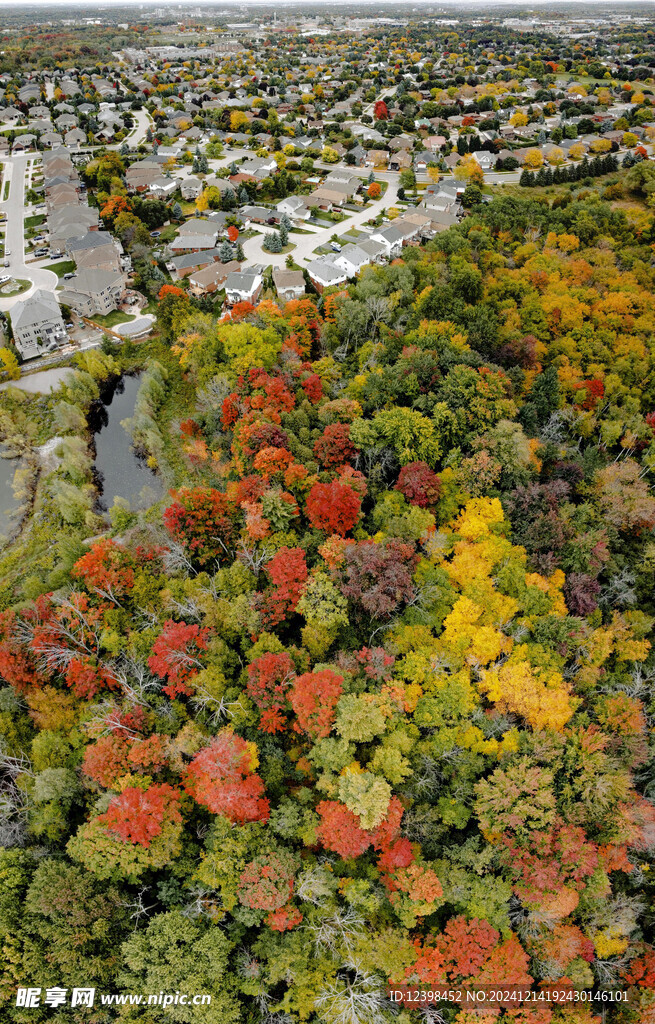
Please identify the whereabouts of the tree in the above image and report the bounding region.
[98,784,182,848]
[367,182,381,200]
[289,668,344,738]
[395,461,441,509]
[148,619,211,697]
[374,100,389,121]
[306,479,362,536]
[183,732,270,823]
[219,239,234,262]
[120,911,239,1024]
[342,539,417,620]
[163,487,239,566]
[0,347,20,380]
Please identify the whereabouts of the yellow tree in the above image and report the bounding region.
[547,147,565,166]
[522,148,544,170]
[0,348,20,381]
[510,111,528,127]
[230,110,249,132]
[454,155,484,185]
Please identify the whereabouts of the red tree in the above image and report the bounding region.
[313,423,357,469]
[395,461,442,509]
[72,539,135,601]
[374,100,389,120]
[289,668,343,738]
[315,800,372,859]
[262,546,308,626]
[163,487,239,565]
[301,373,324,404]
[246,651,295,733]
[98,783,182,848]
[227,225,239,242]
[306,479,361,536]
[82,734,131,788]
[182,731,269,823]
[148,620,211,698]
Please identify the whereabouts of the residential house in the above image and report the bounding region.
[149,176,178,199]
[58,268,126,317]
[11,289,67,360]
[166,248,223,280]
[12,134,37,153]
[67,230,122,273]
[305,257,349,293]
[276,195,309,221]
[241,205,278,227]
[187,260,242,296]
[272,269,306,302]
[224,269,263,306]
[180,177,203,200]
[333,243,370,278]
[370,224,404,258]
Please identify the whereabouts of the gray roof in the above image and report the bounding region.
[12,289,62,329]
[68,231,115,253]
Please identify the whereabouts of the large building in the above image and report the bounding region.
[11,289,67,360]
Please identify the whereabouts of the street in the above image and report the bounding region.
[0,152,58,312]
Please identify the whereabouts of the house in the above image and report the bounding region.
[241,205,278,227]
[67,231,122,273]
[272,269,306,302]
[305,257,349,293]
[358,237,388,264]
[368,224,403,257]
[240,156,277,179]
[12,134,37,153]
[58,268,126,317]
[11,289,67,360]
[224,269,263,306]
[166,248,224,280]
[188,260,241,296]
[64,128,87,149]
[149,176,178,199]
[333,243,370,278]
[180,177,203,200]
[276,195,310,221]
[389,150,412,171]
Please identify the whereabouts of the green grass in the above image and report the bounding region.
[44,260,76,278]
[88,310,134,329]
[24,214,45,229]
[2,181,9,201]
[158,225,178,243]
[0,278,30,296]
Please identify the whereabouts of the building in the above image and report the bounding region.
[305,257,349,293]
[224,269,263,306]
[11,289,67,360]
[188,260,241,297]
[272,269,306,302]
[58,269,126,317]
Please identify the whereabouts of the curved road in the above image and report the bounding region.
[0,152,58,312]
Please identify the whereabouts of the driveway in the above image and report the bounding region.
[0,152,58,312]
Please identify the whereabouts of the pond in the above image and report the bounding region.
[0,367,74,394]
[90,374,164,513]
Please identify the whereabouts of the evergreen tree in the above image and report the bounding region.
[219,239,234,262]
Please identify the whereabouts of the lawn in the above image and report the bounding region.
[44,260,77,278]
[2,181,9,201]
[0,278,30,296]
[89,310,135,329]
[24,214,45,229]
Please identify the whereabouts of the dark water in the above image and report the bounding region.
[91,374,163,513]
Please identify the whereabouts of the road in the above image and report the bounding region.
[0,152,58,312]
[239,180,399,269]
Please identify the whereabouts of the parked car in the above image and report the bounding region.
[330,241,342,252]
[63,272,76,280]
